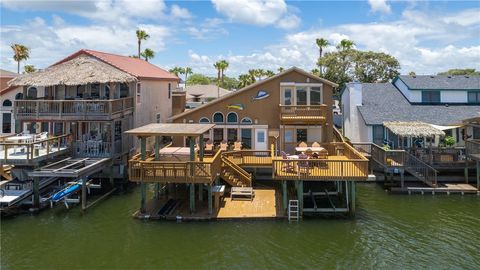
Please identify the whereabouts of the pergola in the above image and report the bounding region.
[125,123,216,213]
[384,121,445,149]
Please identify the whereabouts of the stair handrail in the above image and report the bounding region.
[404,151,438,187]
[221,155,252,185]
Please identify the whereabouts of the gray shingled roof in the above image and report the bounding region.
[0,69,19,78]
[358,83,480,126]
[184,84,230,99]
[397,75,480,90]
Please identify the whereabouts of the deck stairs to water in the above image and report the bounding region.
[220,155,252,187]
[404,152,438,187]
[0,165,13,181]
[288,200,300,221]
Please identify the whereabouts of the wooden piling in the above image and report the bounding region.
[282,180,287,211]
[208,184,213,215]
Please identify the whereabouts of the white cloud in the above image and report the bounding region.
[368,0,391,14]
[443,8,480,26]
[211,0,300,29]
[185,18,228,39]
[185,8,480,76]
[170,4,192,19]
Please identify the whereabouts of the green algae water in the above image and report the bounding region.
[1,184,479,269]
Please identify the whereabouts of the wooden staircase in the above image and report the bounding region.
[405,152,438,187]
[220,155,252,187]
[0,165,13,181]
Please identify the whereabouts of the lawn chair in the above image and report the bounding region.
[234,141,242,151]
[280,151,293,172]
[298,141,307,148]
[297,152,309,175]
[204,140,214,156]
[312,142,320,148]
[220,141,228,151]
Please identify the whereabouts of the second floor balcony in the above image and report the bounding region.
[14,97,134,121]
[279,105,328,124]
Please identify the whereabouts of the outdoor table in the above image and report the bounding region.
[212,185,225,210]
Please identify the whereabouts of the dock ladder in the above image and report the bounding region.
[288,200,300,221]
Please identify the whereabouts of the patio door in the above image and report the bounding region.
[255,128,267,150]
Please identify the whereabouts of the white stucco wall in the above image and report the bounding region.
[441,91,468,103]
[342,83,370,142]
[0,87,23,135]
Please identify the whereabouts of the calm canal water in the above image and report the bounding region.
[1,184,479,269]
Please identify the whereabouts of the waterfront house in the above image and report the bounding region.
[127,67,369,220]
[0,49,179,211]
[184,84,230,109]
[342,75,480,190]
[0,69,20,136]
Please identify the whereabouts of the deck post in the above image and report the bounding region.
[282,180,287,211]
[154,183,160,199]
[81,178,87,212]
[477,161,479,190]
[208,184,213,215]
[154,136,160,161]
[465,167,469,183]
[400,171,405,188]
[140,137,147,213]
[296,180,303,214]
[189,136,195,161]
[198,184,203,201]
[350,181,356,215]
[33,177,40,208]
[199,134,204,161]
[109,163,114,186]
[190,183,195,213]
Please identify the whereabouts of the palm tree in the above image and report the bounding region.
[24,64,36,73]
[311,68,320,76]
[213,61,222,82]
[141,48,155,62]
[264,70,275,77]
[11,44,30,74]
[238,74,254,88]
[136,29,150,58]
[183,67,192,86]
[316,38,330,75]
[336,39,355,51]
[248,69,259,82]
[219,60,229,85]
[169,67,184,77]
[277,67,285,73]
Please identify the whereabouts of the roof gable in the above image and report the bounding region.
[52,49,179,81]
[170,67,337,121]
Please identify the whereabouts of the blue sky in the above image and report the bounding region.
[1,0,479,76]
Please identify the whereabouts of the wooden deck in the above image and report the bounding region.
[0,146,69,165]
[136,186,283,220]
[391,183,479,195]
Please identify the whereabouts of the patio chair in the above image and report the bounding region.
[297,153,309,175]
[280,151,294,172]
[204,140,214,156]
[312,142,320,148]
[298,141,307,148]
[220,141,228,151]
[234,141,242,151]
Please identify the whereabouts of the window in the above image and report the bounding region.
[27,87,37,99]
[213,128,224,143]
[422,91,440,103]
[2,99,12,107]
[296,87,307,105]
[136,83,141,104]
[114,121,122,141]
[283,88,292,105]
[241,129,252,149]
[240,117,252,124]
[120,83,129,98]
[53,122,63,136]
[468,91,480,104]
[296,129,307,143]
[199,117,210,123]
[227,128,238,143]
[91,84,100,98]
[310,87,322,105]
[156,113,161,123]
[227,112,238,123]
[15,93,23,100]
[213,112,224,123]
[2,113,11,133]
[373,125,384,146]
[473,127,480,140]
[257,131,265,143]
[168,83,171,99]
[76,85,85,98]
[104,85,110,99]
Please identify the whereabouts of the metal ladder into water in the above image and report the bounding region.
[288,200,300,221]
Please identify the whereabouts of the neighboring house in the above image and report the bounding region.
[342,75,480,148]
[170,67,338,152]
[0,69,21,136]
[184,84,230,109]
[4,49,179,177]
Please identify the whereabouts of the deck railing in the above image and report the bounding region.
[465,140,480,160]
[0,134,70,163]
[279,105,328,123]
[72,141,112,158]
[405,152,438,187]
[407,147,466,167]
[14,97,134,119]
[221,150,273,167]
[128,150,222,184]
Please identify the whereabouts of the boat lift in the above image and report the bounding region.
[45,179,102,209]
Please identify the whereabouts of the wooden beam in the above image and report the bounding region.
[477,161,479,190]
[282,180,287,211]
[190,183,195,213]
[199,134,204,162]
[208,184,212,215]
[81,178,87,212]
[140,137,146,213]
[296,180,303,215]
[155,136,160,161]
[33,177,39,208]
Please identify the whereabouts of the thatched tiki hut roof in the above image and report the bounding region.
[8,56,137,87]
[384,121,445,138]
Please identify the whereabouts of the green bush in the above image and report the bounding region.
[444,136,455,147]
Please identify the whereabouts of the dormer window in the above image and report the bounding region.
[421,91,440,104]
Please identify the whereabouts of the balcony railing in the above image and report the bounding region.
[14,97,134,120]
[0,134,70,164]
[72,141,112,158]
[466,140,480,160]
[279,105,328,124]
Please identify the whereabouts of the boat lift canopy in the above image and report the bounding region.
[28,157,111,178]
